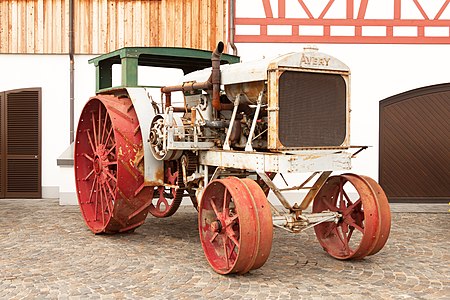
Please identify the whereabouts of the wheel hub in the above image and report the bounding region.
[211,220,223,233]
[93,156,102,174]
[92,145,109,182]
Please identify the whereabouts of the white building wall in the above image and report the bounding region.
[0,54,96,198]
[1,43,449,203]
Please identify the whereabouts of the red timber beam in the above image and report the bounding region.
[234,0,450,44]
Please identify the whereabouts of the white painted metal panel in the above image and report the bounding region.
[126,87,164,184]
[199,150,352,173]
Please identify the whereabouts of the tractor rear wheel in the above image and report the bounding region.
[74,95,152,234]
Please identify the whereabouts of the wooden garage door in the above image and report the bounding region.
[0,88,41,198]
[379,83,450,203]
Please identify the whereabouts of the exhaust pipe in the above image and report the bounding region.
[161,42,233,111]
[211,42,233,111]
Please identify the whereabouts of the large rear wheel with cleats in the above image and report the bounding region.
[74,95,152,234]
[312,173,391,260]
[198,177,273,274]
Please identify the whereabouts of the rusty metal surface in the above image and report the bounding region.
[148,161,184,218]
[241,178,273,271]
[198,177,273,274]
[298,171,332,210]
[161,42,233,112]
[74,95,152,233]
[361,175,391,256]
[199,149,352,173]
[126,88,164,185]
[312,174,391,260]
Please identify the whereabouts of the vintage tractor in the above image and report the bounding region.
[74,42,391,274]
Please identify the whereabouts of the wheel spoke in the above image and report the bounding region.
[101,109,108,144]
[342,189,353,206]
[344,218,364,233]
[223,188,230,214]
[209,232,219,243]
[345,199,362,214]
[94,179,99,221]
[104,169,118,183]
[86,130,96,154]
[98,103,102,144]
[91,112,98,147]
[82,153,94,162]
[225,214,238,228]
[100,182,105,226]
[105,143,116,157]
[104,125,113,146]
[339,179,346,210]
[105,161,117,166]
[210,198,220,217]
[227,231,240,250]
[337,225,350,253]
[88,176,98,204]
[101,184,112,215]
[83,169,95,181]
[324,223,337,238]
[104,176,116,202]
[223,236,230,269]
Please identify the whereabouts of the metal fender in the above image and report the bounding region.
[126,87,164,185]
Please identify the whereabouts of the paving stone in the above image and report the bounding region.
[0,199,449,299]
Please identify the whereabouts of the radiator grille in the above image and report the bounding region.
[278,71,347,148]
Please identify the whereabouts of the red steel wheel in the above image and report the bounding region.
[148,160,183,218]
[312,174,382,260]
[241,178,273,271]
[75,95,152,234]
[198,177,268,274]
[360,175,391,256]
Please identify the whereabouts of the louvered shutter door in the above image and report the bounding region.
[5,89,41,198]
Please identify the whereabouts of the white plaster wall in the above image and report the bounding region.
[0,54,95,198]
[1,44,449,202]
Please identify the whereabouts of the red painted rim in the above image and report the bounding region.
[74,95,152,233]
[241,178,273,271]
[198,177,272,274]
[360,175,391,256]
[312,174,384,260]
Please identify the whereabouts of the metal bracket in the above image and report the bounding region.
[350,145,369,158]
[272,211,340,233]
[223,95,241,151]
[257,171,292,212]
[245,91,264,152]
[297,171,332,211]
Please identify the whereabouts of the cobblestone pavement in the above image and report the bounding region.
[0,199,449,299]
